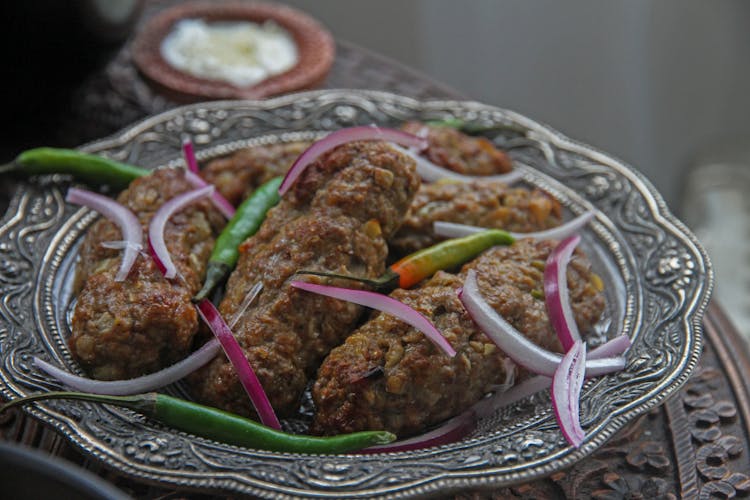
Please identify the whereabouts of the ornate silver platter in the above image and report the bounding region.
[0,90,712,498]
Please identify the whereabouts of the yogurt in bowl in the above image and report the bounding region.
[160,19,298,88]
[132,1,334,101]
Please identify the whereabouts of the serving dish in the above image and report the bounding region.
[0,90,712,498]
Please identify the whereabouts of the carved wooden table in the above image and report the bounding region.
[2,4,747,499]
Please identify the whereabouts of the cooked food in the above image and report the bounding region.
[20,119,616,451]
[401,121,513,175]
[201,141,308,206]
[70,168,225,380]
[193,176,283,302]
[311,239,605,437]
[201,127,553,259]
[189,141,420,416]
[389,180,563,255]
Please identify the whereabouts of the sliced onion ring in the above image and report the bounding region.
[290,280,455,357]
[474,334,630,419]
[182,139,200,174]
[544,235,583,351]
[182,137,235,219]
[587,334,631,358]
[184,170,235,219]
[147,237,167,276]
[66,187,142,282]
[229,281,264,329]
[360,410,475,453]
[458,269,624,377]
[390,143,525,184]
[100,240,143,253]
[279,126,427,195]
[149,185,214,279]
[195,299,281,430]
[434,211,595,241]
[34,339,221,396]
[552,340,587,447]
[474,375,552,419]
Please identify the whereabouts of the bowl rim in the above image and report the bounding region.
[131,1,335,101]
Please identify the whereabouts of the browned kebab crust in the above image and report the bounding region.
[201,141,309,206]
[389,180,563,256]
[198,129,559,259]
[188,141,420,417]
[69,168,225,380]
[311,239,605,437]
[401,121,513,175]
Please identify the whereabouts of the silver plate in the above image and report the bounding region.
[0,90,713,498]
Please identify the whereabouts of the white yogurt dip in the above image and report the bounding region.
[160,18,298,87]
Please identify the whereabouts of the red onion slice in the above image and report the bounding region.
[390,143,525,184]
[184,170,236,219]
[434,211,595,241]
[66,187,142,282]
[544,235,583,351]
[34,339,221,396]
[360,410,476,453]
[182,137,234,219]
[195,299,281,430]
[149,185,214,279]
[182,139,200,174]
[474,375,552,419]
[229,281,264,329]
[552,341,587,447]
[458,270,624,377]
[521,211,595,241]
[587,334,630,358]
[147,237,168,276]
[290,280,456,357]
[278,126,427,195]
[100,240,143,253]
[474,334,630,418]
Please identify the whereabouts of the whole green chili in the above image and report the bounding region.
[299,229,515,291]
[0,391,395,454]
[193,176,283,302]
[1,147,150,188]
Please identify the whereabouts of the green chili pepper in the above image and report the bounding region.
[1,147,150,188]
[299,229,515,291]
[0,391,395,454]
[389,229,515,287]
[193,176,283,302]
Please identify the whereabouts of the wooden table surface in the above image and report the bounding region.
[2,4,748,498]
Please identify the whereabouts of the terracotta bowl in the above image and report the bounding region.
[132,1,335,101]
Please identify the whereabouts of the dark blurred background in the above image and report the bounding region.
[0,1,142,158]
